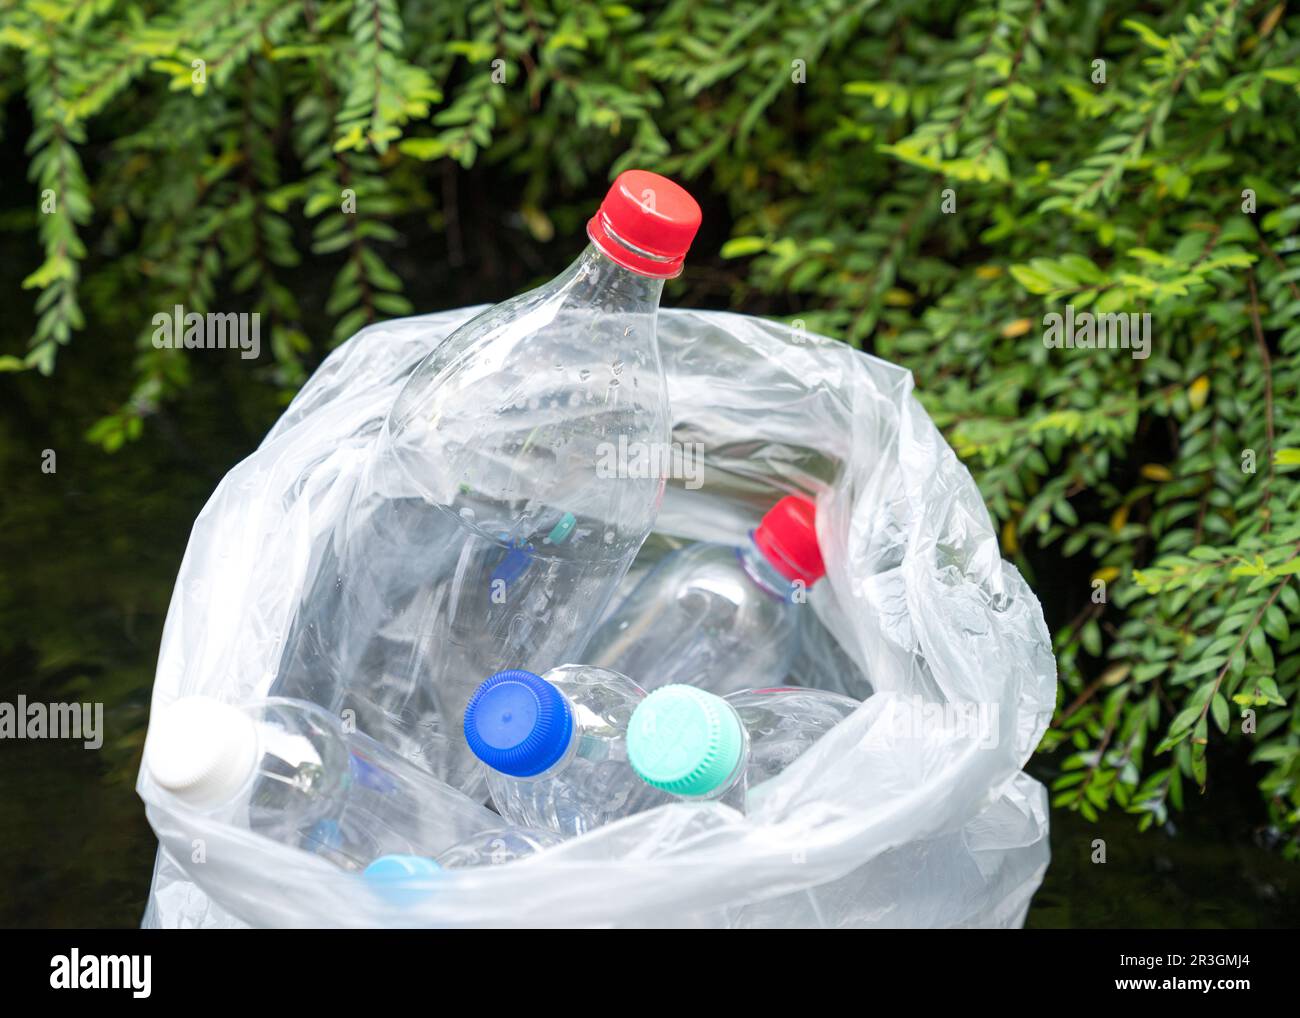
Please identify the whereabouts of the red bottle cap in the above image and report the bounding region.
[587,170,701,279]
[752,495,825,588]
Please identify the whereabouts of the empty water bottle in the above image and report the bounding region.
[626,684,859,809]
[143,696,498,870]
[463,665,670,837]
[583,496,825,695]
[361,825,559,905]
[436,826,563,868]
[275,171,702,796]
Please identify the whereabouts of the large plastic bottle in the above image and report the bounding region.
[626,684,859,809]
[143,696,498,870]
[462,665,670,837]
[274,171,701,797]
[583,496,825,695]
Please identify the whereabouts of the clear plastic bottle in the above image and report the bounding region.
[626,684,859,810]
[583,496,825,695]
[463,665,671,837]
[436,826,562,868]
[143,696,498,871]
[274,171,701,796]
[360,826,560,904]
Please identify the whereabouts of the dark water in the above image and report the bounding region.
[0,272,286,926]
[1028,763,1298,928]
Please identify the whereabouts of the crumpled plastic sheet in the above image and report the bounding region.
[138,307,1058,928]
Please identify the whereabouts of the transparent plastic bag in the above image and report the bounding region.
[138,307,1057,928]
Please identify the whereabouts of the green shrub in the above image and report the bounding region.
[1,0,1298,850]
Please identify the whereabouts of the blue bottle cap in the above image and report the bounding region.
[463,669,574,778]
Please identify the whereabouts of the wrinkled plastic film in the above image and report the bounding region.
[138,308,1056,927]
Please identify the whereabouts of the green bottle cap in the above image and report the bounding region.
[627,685,744,798]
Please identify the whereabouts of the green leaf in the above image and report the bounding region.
[1210,693,1229,734]
[720,237,768,259]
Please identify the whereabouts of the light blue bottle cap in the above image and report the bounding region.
[364,854,441,906]
[627,685,744,797]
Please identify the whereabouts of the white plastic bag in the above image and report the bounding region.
[138,307,1057,928]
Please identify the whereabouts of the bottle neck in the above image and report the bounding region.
[697,702,750,802]
[521,690,582,781]
[569,243,666,312]
[738,537,805,602]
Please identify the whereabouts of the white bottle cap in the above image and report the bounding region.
[145,696,260,807]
